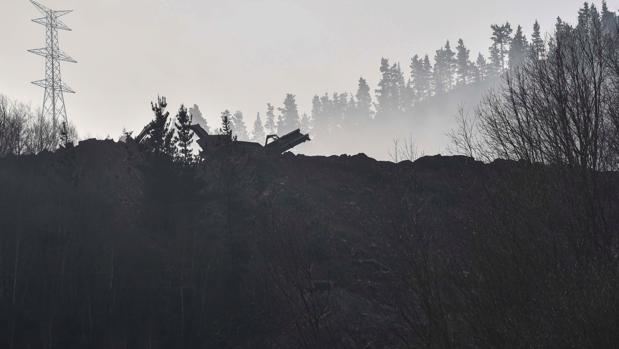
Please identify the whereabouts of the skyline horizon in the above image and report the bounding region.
[0,0,600,146]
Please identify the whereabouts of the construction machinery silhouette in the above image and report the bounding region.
[133,122,310,156]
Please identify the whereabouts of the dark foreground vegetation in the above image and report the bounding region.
[0,141,618,349]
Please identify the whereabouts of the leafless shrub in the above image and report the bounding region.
[448,106,490,161]
[477,22,619,171]
[0,96,29,156]
[389,135,423,163]
[0,94,78,156]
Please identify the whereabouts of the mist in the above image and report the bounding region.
[1,0,588,159]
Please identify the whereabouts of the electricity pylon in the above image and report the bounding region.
[29,0,76,145]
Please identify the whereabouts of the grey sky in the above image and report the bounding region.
[1,0,588,140]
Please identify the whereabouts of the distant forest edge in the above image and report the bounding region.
[1,1,618,162]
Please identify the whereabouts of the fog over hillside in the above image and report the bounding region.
[0,0,590,158]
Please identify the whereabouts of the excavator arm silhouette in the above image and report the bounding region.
[132,122,310,156]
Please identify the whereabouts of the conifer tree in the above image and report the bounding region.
[276,111,284,134]
[219,110,234,139]
[251,113,266,143]
[410,55,433,101]
[393,63,407,112]
[174,104,194,164]
[422,55,433,97]
[355,77,373,122]
[469,61,480,83]
[311,95,326,136]
[475,53,488,82]
[299,113,312,133]
[456,39,471,86]
[577,2,592,30]
[320,93,334,134]
[278,94,301,133]
[433,54,446,94]
[490,22,513,74]
[530,21,546,60]
[488,46,501,77]
[264,103,277,135]
[578,4,602,38]
[433,41,456,94]
[588,4,602,34]
[508,25,529,69]
[231,111,249,141]
[410,54,424,101]
[147,96,177,157]
[344,94,358,127]
[445,41,456,88]
[402,80,415,113]
[601,1,618,34]
[332,93,348,130]
[376,58,394,118]
[376,58,407,118]
[555,17,569,36]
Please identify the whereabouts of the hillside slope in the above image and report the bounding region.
[0,140,618,348]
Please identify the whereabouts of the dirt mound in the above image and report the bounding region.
[0,140,618,348]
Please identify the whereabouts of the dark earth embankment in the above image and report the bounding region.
[0,139,618,348]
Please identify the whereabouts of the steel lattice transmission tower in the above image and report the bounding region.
[29,0,76,143]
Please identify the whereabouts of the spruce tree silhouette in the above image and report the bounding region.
[219,109,236,141]
[147,96,177,157]
[174,104,194,165]
[455,39,471,86]
[278,94,301,133]
[251,112,266,143]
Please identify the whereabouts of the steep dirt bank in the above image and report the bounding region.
[0,139,617,348]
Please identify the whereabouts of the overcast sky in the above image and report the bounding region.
[1,0,588,139]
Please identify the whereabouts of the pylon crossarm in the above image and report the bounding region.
[32,18,72,31]
[31,79,48,89]
[28,48,77,63]
[60,83,75,94]
[32,17,49,26]
[53,10,73,17]
[31,80,76,94]
[53,20,72,31]
[28,48,48,57]
[57,52,77,63]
